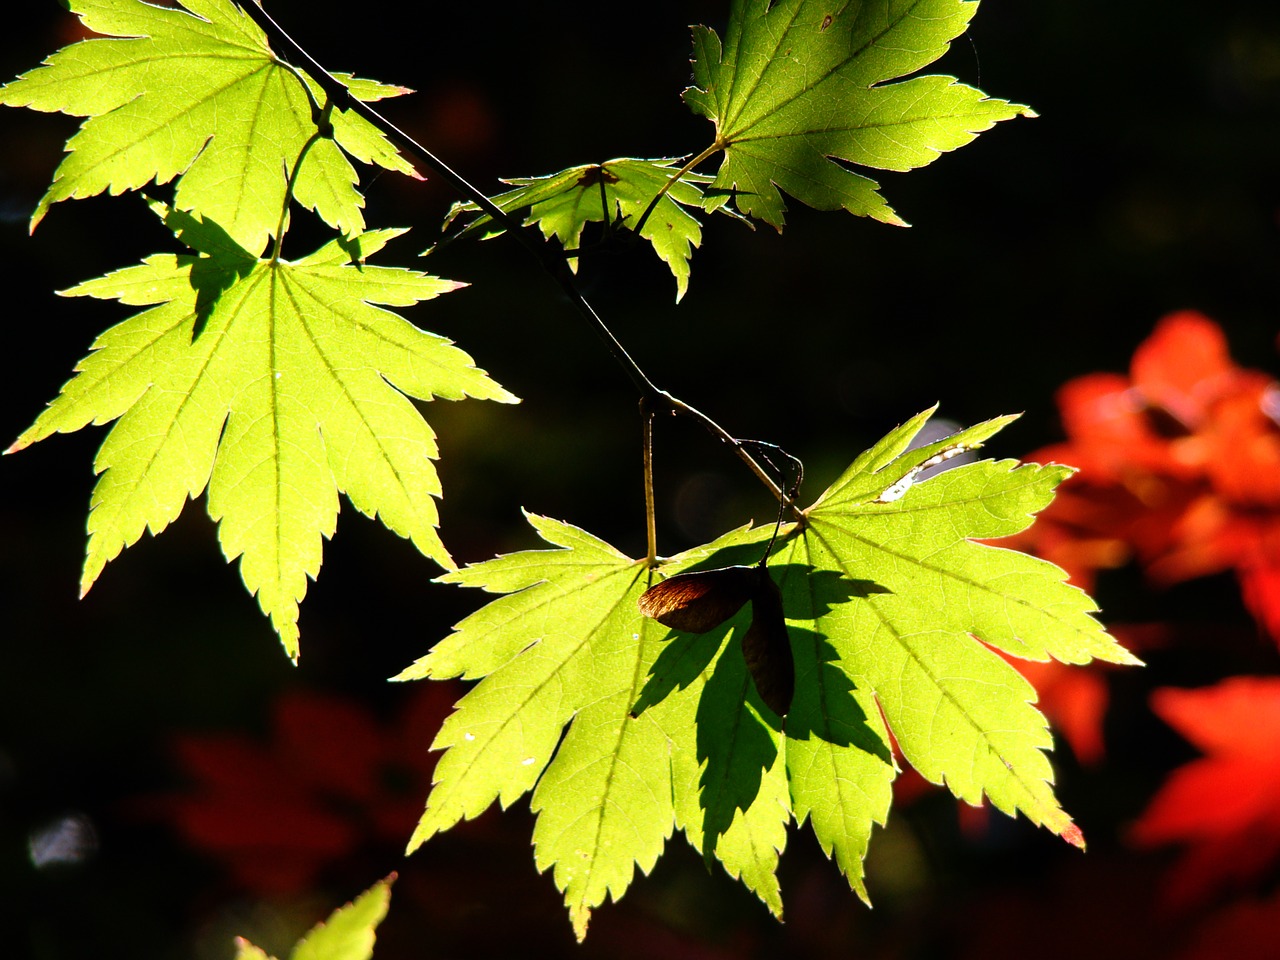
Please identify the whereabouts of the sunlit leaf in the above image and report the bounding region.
[440,157,731,300]
[234,878,392,960]
[9,206,515,657]
[684,0,1034,228]
[0,0,416,252]
[400,411,1136,934]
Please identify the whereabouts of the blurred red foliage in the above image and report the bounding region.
[147,684,456,894]
[1130,678,1280,907]
[1015,311,1280,642]
[1007,312,1280,941]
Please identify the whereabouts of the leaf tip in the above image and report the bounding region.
[1113,647,1146,667]
[79,560,104,599]
[1061,822,1086,850]
[4,438,27,455]
[571,906,591,942]
[390,652,436,681]
[405,820,436,855]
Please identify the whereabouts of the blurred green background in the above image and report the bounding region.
[2,1,1278,957]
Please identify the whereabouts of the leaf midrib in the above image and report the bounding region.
[803,521,1054,810]
[722,0,933,144]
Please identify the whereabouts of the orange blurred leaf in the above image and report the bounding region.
[1131,678,1280,904]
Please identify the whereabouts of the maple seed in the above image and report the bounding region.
[575,165,621,188]
[740,573,795,717]
[639,564,795,716]
[638,565,757,632]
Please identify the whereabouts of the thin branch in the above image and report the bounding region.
[640,398,657,567]
[662,394,804,521]
[235,1,793,510]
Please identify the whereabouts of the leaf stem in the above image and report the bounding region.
[632,141,723,237]
[641,398,657,566]
[272,126,327,262]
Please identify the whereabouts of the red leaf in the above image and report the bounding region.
[1015,312,1280,644]
[1130,678,1280,904]
[146,686,451,894]
[1130,311,1239,429]
[1009,657,1111,766]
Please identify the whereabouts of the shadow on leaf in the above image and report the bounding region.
[696,625,779,859]
[164,207,257,341]
[630,627,725,719]
[774,566,893,763]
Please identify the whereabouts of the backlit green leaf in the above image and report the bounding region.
[0,0,415,253]
[440,158,732,301]
[235,877,392,960]
[684,0,1034,228]
[402,411,1137,934]
[9,207,515,658]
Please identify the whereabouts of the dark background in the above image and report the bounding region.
[2,1,1278,958]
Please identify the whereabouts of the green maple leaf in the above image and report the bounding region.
[440,158,733,301]
[399,411,1137,936]
[395,515,797,937]
[684,0,1035,228]
[8,205,515,658]
[791,409,1139,848]
[0,0,415,254]
[235,877,392,960]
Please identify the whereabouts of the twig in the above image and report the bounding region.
[236,1,797,512]
[641,398,657,566]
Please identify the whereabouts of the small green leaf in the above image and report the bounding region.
[292,878,392,960]
[234,877,393,960]
[10,207,515,658]
[440,158,732,301]
[684,0,1034,228]
[0,0,415,252]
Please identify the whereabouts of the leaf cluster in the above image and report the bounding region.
[399,411,1136,936]
[0,0,1133,939]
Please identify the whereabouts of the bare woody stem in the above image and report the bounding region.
[236,1,795,515]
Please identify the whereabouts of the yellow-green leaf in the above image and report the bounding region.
[10,208,515,658]
[0,0,415,252]
[685,0,1034,228]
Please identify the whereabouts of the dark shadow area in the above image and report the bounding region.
[784,626,892,764]
[695,627,780,857]
[163,208,257,340]
[777,565,893,761]
[629,626,725,719]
